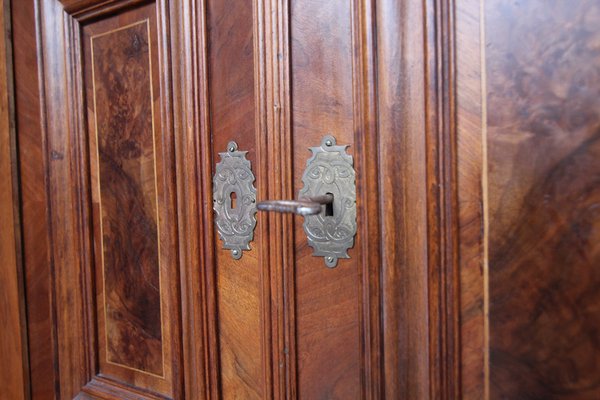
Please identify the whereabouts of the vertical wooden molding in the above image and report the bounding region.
[0,0,29,398]
[377,0,460,397]
[377,0,430,397]
[258,0,295,396]
[257,0,273,397]
[351,0,382,397]
[171,0,219,397]
[197,0,222,394]
[421,0,464,397]
[252,1,273,398]
[12,0,55,396]
[35,1,90,396]
[424,0,461,398]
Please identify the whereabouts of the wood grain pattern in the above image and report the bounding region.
[456,1,600,398]
[16,1,183,397]
[0,0,28,398]
[9,0,490,397]
[486,1,600,398]
[81,2,181,397]
[89,19,163,375]
[377,1,432,397]
[12,1,58,398]
[455,0,486,398]
[170,0,220,397]
[206,0,267,397]
[290,0,361,397]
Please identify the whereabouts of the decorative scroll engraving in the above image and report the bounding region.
[213,141,257,259]
[299,135,357,268]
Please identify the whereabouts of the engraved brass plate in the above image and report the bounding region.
[299,135,357,268]
[213,141,257,259]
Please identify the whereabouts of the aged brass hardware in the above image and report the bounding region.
[257,135,357,268]
[213,141,257,259]
[213,136,356,266]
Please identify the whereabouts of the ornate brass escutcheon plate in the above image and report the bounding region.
[213,141,257,259]
[299,135,357,268]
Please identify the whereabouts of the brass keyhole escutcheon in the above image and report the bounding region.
[213,141,257,260]
[213,136,356,266]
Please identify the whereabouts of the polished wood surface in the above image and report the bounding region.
[487,1,600,397]
[377,0,461,397]
[87,18,163,376]
[10,0,600,399]
[11,0,55,397]
[11,0,458,398]
[457,0,600,398]
[290,0,361,397]
[207,0,266,397]
[456,0,486,398]
[20,1,182,398]
[0,1,28,398]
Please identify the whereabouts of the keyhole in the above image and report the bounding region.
[325,193,334,217]
[230,191,237,209]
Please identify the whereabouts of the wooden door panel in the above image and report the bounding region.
[12,0,600,399]
[82,4,178,394]
[31,1,182,398]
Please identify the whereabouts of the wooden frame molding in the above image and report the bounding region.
[0,0,29,398]
[377,0,460,398]
[425,0,461,397]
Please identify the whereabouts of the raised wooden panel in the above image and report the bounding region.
[19,0,183,397]
[88,18,164,375]
[81,3,178,396]
[91,18,162,376]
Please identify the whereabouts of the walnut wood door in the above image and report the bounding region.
[11,0,599,399]
[13,0,427,398]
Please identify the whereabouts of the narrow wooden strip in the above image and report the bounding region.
[0,0,28,397]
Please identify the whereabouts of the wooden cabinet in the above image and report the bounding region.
[2,0,599,399]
